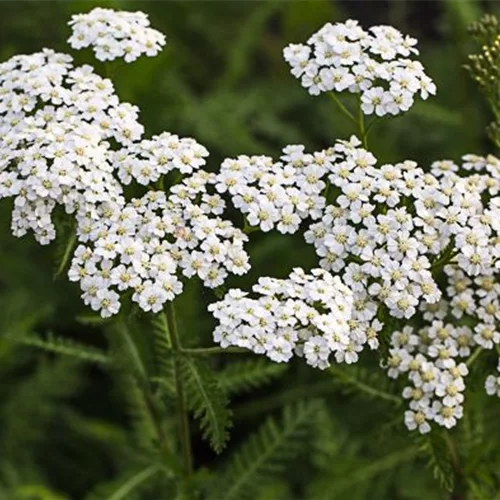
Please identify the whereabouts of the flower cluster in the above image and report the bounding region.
[68,7,166,62]
[305,139,500,321]
[0,49,142,244]
[283,20,436,116]
[69,171,250,317]
[216,146,331,233]
[388,321,470,434]
[113,132,209,186]
[217,135,500,431]
[209,268,361,368]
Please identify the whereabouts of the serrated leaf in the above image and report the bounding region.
[76,313,109,326]
[179,355,232,453]
[209,399,323,500]
[218,358,288,395]
[150,313,173,381]
[419,432,455,493]
[329,365,402,405]
[6,332,111,366]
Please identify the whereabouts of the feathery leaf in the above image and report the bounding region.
[6,332,110,366]
[217,358,288,395]
[179,355,232,453]
[209,399,323,500]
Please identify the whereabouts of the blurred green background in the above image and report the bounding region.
[0,1,499,499]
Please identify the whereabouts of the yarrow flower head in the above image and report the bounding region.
[209,268,362,369]
[113,132,209,186]
[283,19,436,116]
[69,170,250,318]
[214,134,500,433]
[217,145,337,233]
[68,7,166,63]
[0,49,144,244]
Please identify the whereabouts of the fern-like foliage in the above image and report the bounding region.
[114,370,160,453]
[217,359,288,395]
[150,313,174,382]
[6,332,111,366]
[208,399,324,500]
[418,431,455,493]
[329,365,402,406]
[1,358,84,460]
[179,355,232,453]
[75,313,110,326]
[85,463,164,500]
[105,323,160,453]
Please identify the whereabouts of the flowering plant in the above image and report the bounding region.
[2,6,500,499]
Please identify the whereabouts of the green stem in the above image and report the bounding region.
[55,227,77,278]
[243,217,259,235]
[357,95,368,148]
[180,346,248,355]
[164,302,193,475]
[364,116,379,139]
[329,92,357,124]
[466,346,483,368]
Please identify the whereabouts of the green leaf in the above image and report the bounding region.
[1,357,84,456]
[418,432,455,493]
[209,399,323,500]
[76,313,110,326]
[217,358,288,395]
[329,365,402,405]
[85,464,163,500]
[150,313,173,380]
[179,355,232,453]
[325,446,419,497]
[6,332,111,366]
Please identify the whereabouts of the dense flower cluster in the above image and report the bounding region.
[217,135,500,431]
[384,152,500,432]
[305,140,500,319]
[68,8,166,62]
[209,268,361,368]
[4,9,500,437]
[0,49,142,244]
[113,132,209,186]
[283,20,436,116]
[69,171,250,317]
[216,146,331,233]
[389,321,470,434]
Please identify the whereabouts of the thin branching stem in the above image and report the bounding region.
[164,302,193,475]
[466,346,483,368]
[180,346,248,355]
[329,92,357,123]
[356,95,368,148]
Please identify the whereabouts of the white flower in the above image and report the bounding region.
[404,410,431,434]
[283,20,435,117]
[485,375,500,397]
[209,268,356,369]
[69,172,250,317]
[68,8,166,63]
[0,49,136,244]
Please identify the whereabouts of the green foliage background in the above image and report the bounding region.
[0,1,499,499]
